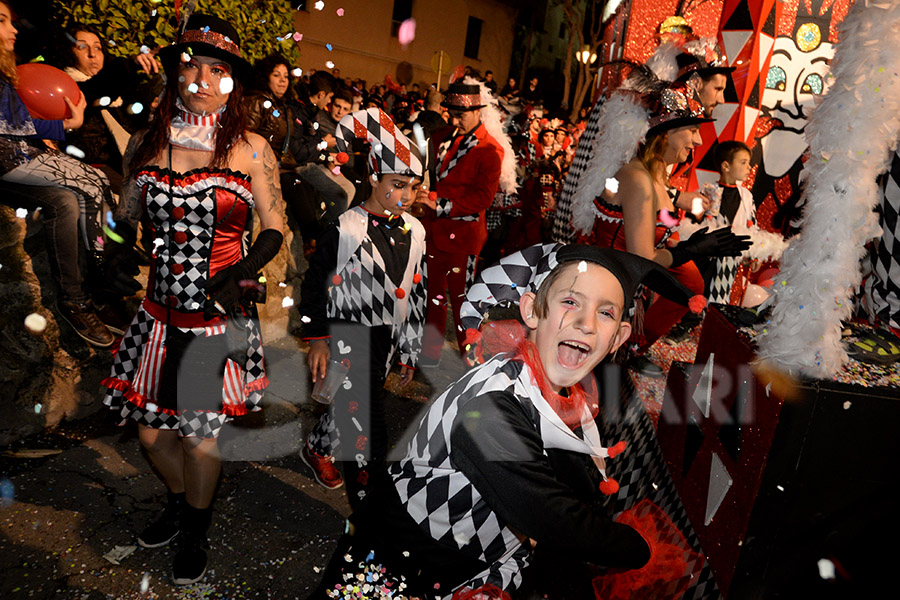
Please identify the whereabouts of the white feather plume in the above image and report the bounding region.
[570,91,650,234]
[464,76,517,194]
[757,0,900,378]
[644,41,683,83]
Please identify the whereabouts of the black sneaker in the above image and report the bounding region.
[172,535,208,585]
[56,299,115,348]
[137,492,184,548]
[172,504,212,585]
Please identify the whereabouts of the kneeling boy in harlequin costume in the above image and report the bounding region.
[299,108,429,506]
[310,244,698,598]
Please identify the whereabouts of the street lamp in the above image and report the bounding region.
[577,45,597,65]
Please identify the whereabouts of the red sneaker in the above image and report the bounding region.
[301,444,344,490]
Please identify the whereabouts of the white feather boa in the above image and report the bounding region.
[571,92,650,234]
[464,76,517,195]
[757,0,900,378]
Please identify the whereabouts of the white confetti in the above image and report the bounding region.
[292,67,303,77]
[200,81,210,89]
[278,282,287,288]
[282,297,294,308]
[98,96,112,106]
[313,122,319,130]
[300,315,312,323]
[140,571,150,593]
[577,260,588,273]
[15,207,27,218]
[316,140,328,150]
[817,558,836,580]
[24,313,47,333]
[34,403,42,414]
[453,532,471,546]
[314,0,325,10]
[263,100,272,109]
[127,102,144,115]
[843,401,852,409]
[187,83,199,94]
[139,45,150,54]
[181,52,191,63]
[218,77,234,94]
[776,485,785,491]
[65,145,86,159]
[605,177,619,193]
[325,60,335,69]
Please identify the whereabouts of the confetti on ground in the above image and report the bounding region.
[102,545,137,566]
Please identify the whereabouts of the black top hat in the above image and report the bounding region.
[158,14,253,85]
[555,245,694,318]
[441,82,486,111]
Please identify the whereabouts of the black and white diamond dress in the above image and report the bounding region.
[101,167,268,438]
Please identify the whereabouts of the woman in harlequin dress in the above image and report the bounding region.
[100,14,283,585]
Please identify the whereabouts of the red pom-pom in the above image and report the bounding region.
[395,288,406,299]
[599,478,620,495]
[428,191,438,202]
[335,151,349,165]
[688,295,707,314]
[607,441,627,458]
[413,273,422,284]
[463,328,482,346]
[332,274,343,285]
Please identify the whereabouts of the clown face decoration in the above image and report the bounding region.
[759,13,834,178]
[750,0,850,234]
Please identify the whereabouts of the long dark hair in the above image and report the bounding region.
[251,53,292,98]
[53,22,106,71]
[129,69,248,172]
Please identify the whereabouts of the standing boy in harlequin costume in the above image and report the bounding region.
[678,141,788,308]
[310,244,699,598]
[298,108,428,506]
[417,79,516,365]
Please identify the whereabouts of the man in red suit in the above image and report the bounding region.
[417,82,503,364]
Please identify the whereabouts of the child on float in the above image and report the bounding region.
[298,107,428,507]
[310,244,699,598]
[679,140,788,305]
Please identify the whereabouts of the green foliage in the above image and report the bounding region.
[50,0,300,66]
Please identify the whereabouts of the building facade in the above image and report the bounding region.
[293,0,519,90]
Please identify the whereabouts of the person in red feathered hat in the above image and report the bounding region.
[415,80,507,366]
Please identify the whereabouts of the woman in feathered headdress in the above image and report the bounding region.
[571,67,750,353]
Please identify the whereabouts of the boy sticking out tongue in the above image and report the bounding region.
[310,244,700,598]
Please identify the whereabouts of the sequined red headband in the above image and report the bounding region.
[180,29,242,58]
[443,93,483,108]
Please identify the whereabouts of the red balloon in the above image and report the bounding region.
[15,63,83,121]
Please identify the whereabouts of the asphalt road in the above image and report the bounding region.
[0,336,468,600]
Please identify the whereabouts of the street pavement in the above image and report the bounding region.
[0,336,469,600]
